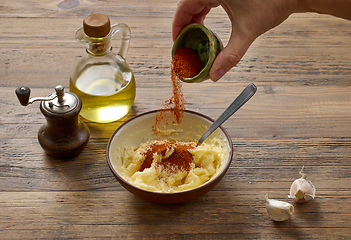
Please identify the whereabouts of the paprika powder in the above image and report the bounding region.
[152,47,203,133]
[173,47,204,79]
[138,141,195,172]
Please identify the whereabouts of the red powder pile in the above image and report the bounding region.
[172,47,204,79]
[138,141,195,172]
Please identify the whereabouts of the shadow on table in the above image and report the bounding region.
[126,185,258,237]
[273,200,322,238]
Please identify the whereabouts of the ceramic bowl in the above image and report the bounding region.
[172,23,223,83]
[106,110,233,204]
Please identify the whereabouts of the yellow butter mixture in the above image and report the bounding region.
[120,138,226,193]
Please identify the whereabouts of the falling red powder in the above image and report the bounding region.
[152,47,203,133]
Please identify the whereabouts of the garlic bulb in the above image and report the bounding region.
[265,194,294,221]
[289,167,316,203]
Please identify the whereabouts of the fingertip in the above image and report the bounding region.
[209,51,228,81]
[209,45,244,81]
[210,68,225,82]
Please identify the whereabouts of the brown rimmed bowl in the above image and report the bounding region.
[106,110,233,204]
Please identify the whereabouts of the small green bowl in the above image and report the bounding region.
[172,23,223,83]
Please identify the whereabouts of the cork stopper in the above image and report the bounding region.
[83,13,111,38]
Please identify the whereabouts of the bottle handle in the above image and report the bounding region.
[111,23,131,59]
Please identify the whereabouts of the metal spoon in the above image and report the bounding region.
[197,83,257,146]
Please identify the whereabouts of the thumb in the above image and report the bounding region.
[209,32,253,81]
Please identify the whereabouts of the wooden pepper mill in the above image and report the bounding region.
[15,85,90,159]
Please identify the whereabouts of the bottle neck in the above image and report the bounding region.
[86,39,112,55]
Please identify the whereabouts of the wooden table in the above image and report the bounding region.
[1,0,350,239]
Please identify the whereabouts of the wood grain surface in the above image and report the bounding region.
[1,0,350,239]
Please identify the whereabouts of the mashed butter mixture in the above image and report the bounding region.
[121,138,226,192]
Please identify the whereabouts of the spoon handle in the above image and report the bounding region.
[197,83,257,146]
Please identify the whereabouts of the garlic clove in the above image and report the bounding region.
[265,194,294,221]
[289,166,316,203]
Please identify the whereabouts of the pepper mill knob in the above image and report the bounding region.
[15,86,31,105]
[15,85,90,159]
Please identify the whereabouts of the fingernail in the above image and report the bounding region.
[212,68,225,82]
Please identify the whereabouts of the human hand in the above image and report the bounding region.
[172,0,298,81]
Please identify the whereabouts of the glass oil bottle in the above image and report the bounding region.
[70,13,136,123]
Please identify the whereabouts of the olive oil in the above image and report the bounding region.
[70,13,136,123]
[69,63,136,123]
